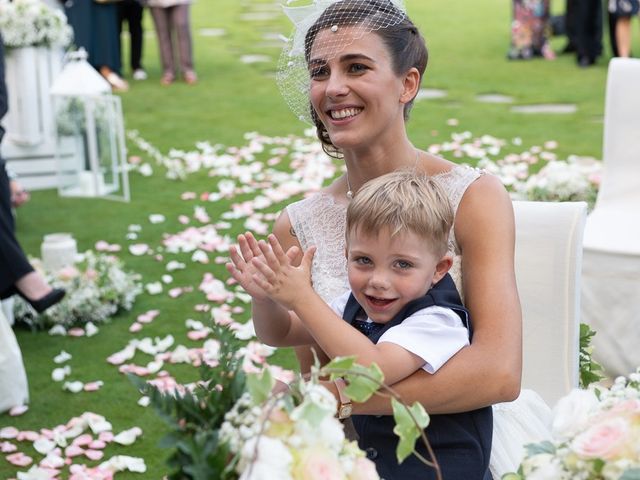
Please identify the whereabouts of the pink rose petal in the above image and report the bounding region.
[84,449,104,461]
[68,328,85,337]
[6,452,32,467]
[88,440,106,450]
[0,427,19,439]
[129,322,143,333]
[73,434,93,446]
[0,441,17,453]
[98,432,114,443]
[17,431,39,442]
[84,382,103,392]
[65,445,85,457]
[187,330,209,341]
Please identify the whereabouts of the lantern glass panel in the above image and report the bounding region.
[53,93,129,201]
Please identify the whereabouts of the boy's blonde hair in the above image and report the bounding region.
[346,170,453,257]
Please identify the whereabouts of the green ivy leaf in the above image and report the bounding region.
[620,469,640,480]
[524,440,556,456]
[246,369,273,405]
[343,363,384,403]
[392,398,430,463]
[325,356,357,378]
[501,474,523,480]
[296,400,332,428]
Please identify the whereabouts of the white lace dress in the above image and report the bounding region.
[286,165,552,479]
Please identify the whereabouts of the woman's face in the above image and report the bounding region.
[308,27,408,151]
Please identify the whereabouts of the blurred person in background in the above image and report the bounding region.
[565,0,602,67]
[147,0,197,85]
[62,0,129,91]
[118,0,147,80]
[508,0,556,60]
[609,0,639,57]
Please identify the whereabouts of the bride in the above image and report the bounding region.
[228,1,551,477]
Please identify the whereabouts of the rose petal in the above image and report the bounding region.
[54,351,72,364]
[0,441,17,453]
[6,452,32,467]
[84,449,104,461]
[0,427,19,439]
[67,328,85,337]
[129,322,143,333]
[9,405,28,416]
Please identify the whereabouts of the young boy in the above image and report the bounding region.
[245,171,469,385]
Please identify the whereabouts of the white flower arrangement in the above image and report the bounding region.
[505,371,640,480]
[13,250,142,330]
[0,0,73,49]
[220,383,381,480]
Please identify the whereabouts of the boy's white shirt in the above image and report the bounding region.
[329,290,470,374]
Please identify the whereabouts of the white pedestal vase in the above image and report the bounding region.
[0,46,63,190]
[41,233,78,272]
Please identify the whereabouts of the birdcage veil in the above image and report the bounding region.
[277,0,407,125]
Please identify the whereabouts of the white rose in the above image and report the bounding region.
[238,436,293,480]
[551,389,599,440]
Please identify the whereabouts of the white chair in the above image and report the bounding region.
[582,58,640,377]
[490,200,587,479]
[513,200,587,406]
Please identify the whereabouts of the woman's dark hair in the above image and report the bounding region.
[304,0,428,157]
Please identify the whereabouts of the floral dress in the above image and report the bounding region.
[509,0,554,59]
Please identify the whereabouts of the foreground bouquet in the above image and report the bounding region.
[220,375,378,480]
[0,0,73,49]
[505,371,640,480]
[14,250,142,330]
[220,357,439,480]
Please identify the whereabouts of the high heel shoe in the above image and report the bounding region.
[17,288,66,313]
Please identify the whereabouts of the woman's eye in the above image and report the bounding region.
[309,65,329,78]
[349,63,368,73]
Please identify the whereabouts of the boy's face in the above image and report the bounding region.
[346,228,451,324]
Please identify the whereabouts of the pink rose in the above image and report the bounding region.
[349,457,380,480]
[292,447,346,480]
[58,265,80,281]
[571,417,631,460]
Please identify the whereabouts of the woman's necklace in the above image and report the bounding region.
[345,149,421,199]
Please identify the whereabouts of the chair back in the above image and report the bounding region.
[596,58,640,212]
[513,200,587,406]
[584,58,640,254]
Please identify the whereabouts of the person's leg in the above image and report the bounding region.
[171,4,196,81]
[616,16,632,56]
[150,7,175,82]
[129,0,144,72]
[0,163,35,297]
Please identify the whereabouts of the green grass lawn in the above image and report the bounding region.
[2,0,636,478]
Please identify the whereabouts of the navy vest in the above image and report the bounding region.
[343,274,493,480]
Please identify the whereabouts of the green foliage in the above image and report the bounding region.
[131,323,246,480]
[392,398,430,463]
[579,323,605,387]
[247,368,273,405]
[524,440,556,456]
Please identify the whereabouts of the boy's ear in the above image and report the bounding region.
[431,254,453,285]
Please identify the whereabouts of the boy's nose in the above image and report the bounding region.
[368,271,390,290]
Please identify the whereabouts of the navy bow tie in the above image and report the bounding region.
[352,319,386,337]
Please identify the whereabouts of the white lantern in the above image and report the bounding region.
[50,49,130,201]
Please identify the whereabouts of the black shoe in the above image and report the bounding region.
[577,55,595,67]
[17,288,66,313]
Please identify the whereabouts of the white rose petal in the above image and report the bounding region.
[145,282,163,295]
[48,325,67,336]
[85,322,99,337]
[53,350,72,364]
[149,214,166,224]
[52,366,71,382]
[63,381,84,393]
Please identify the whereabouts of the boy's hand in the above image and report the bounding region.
[226,232,299,302]
[251,234,316,311]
